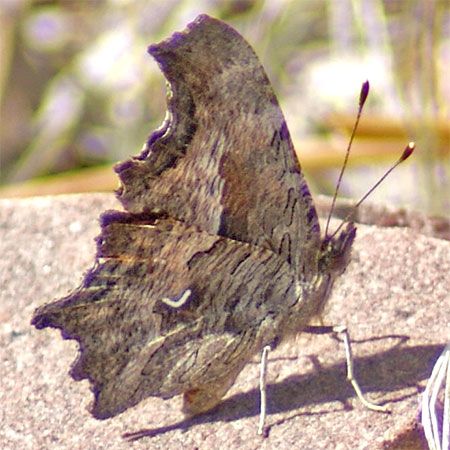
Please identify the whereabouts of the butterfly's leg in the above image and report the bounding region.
[304,324,388,412]
[258,345,271,437]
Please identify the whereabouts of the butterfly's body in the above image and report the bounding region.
[32,15,355,421]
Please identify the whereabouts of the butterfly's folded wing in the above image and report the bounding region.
[31,15,326,420]
[32,212,297,419]
[116,15,321,276]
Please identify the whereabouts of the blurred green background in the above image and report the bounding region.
[0,0,448,215]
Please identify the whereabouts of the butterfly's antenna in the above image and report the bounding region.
[329,141,415,239]
[324,80,370,238]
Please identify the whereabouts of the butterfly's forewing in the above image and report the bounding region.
[116,15,321,276]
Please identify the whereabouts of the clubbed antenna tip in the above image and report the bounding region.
[359,80,370,107]
[400,142,415,162]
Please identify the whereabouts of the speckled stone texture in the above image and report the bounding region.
[1,193,448,450]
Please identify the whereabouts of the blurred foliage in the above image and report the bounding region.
[0,0,448,214]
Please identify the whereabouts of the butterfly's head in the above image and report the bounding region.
[292,222,356,325]
[319,222,356,278]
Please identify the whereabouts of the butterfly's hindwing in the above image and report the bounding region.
[32,210,298,418]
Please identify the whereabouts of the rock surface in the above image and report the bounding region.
[1,193,448,450]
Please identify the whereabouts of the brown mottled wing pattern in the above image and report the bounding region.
[116,15,321,277]
[33,212,298,419]
[31,14,330,420]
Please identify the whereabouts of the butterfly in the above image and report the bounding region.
[32,14,358,425]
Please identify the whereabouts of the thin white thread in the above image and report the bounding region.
[422,343,450,450]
